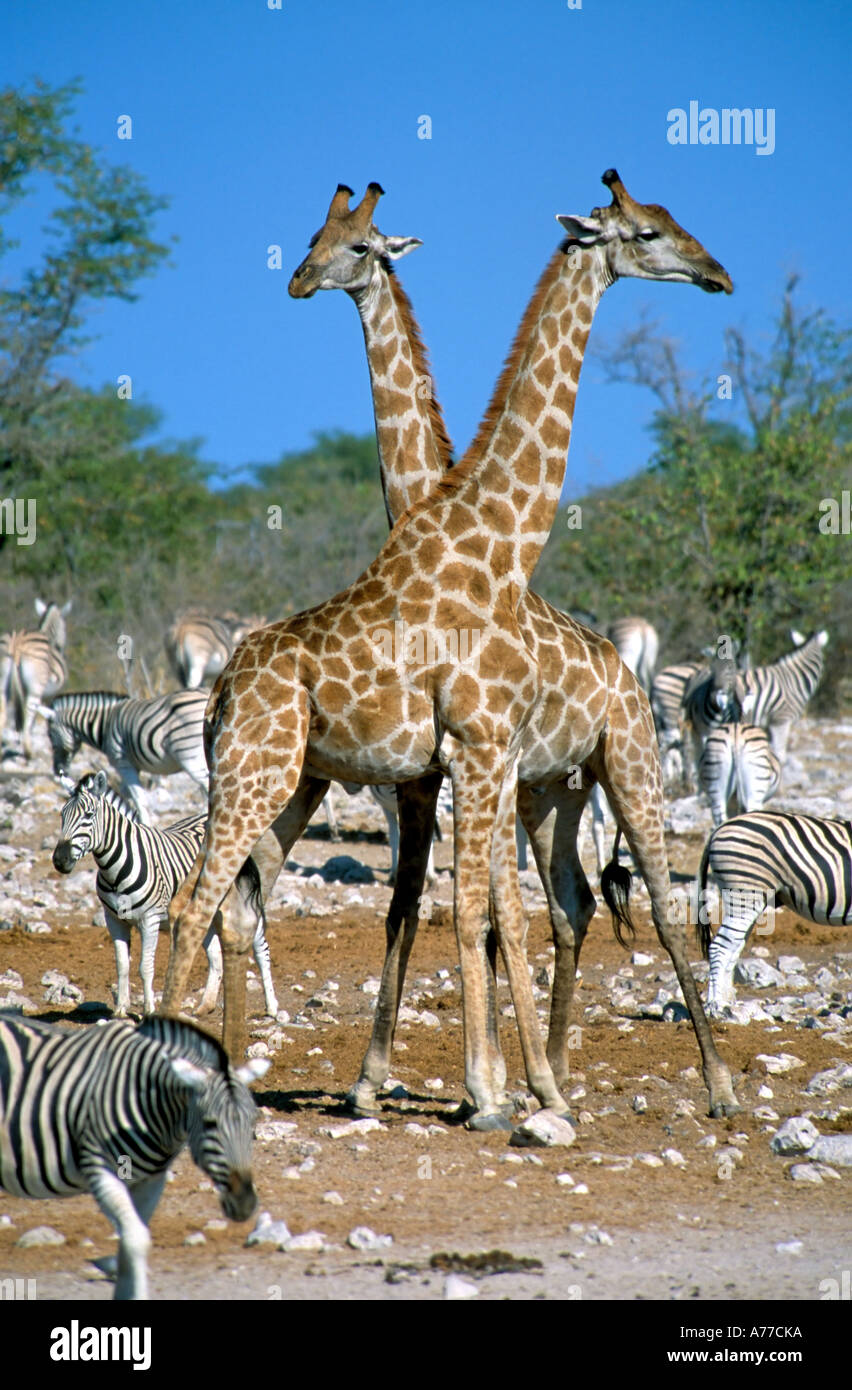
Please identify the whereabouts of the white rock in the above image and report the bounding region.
[444,1274,479,1300]
[662,1148,686,1167]
[805,1063,852,1095]
[255,1120,298,1143]
[286,1230,327,1253]
[423,1077,444,1091]
[361,978,381,996]
[347,1226,393,1251]
[632,1095,648,1114]
[184,1231,206,1246]
[770,1117,819,1156]
[631,951,655,967]
[734,958,785,989]
[16,1225,65,1248]
[807,1134,852,1168]
[245,1212,292,1247]
[322,1191,344,1206]
[756,1053,805,1075]
[321,1117,384,1140]
[788,1164,822,1184]
[0,969,23,990]
[584,1226,613,1246]
[509,1109,577,1149]
[757,1084,774,1099]
[777,955,806,975]
[636,1153,664,1167]
[775,1240,805,1253]
[556,1173,575,1187]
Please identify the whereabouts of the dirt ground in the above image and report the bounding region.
[0,723,850,1304]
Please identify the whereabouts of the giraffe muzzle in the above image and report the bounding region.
[288,263,317,299]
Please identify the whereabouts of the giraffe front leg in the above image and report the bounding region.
[349,774,442,1115]
[196,928,223,1016]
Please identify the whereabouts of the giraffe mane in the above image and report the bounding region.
[383,260,455,474]
[420,243,570,509]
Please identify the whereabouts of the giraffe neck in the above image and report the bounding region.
[429,242,610,593]
[351,263,452,526]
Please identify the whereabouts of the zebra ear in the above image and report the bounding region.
[61,600,73,617]
[170,1057,209,1092]
[36,704,56,722]
[235,1058,271,1085]
[790,629,806,647]
[34,597,47,617]
[58,773,76,795]
[92,771,108,797]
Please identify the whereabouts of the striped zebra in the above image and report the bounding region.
[697,723,781,828]
[165,610,264,690]
[53,771,278,1019]
[649,660,704,787]
[41,689,209,823]
[606,616,659,692]
[0,599,71,758]
[737,629,829,761]
[0,1011,268,1300]
[682,655,745,785]
[698,810,852,1015]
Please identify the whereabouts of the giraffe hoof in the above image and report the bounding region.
[465,1110,515,1133]
[709,1096,742,1119]
[345,1087,382,1117]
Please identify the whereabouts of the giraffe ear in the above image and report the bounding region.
[556,214,608,244]
[382,236,422,261]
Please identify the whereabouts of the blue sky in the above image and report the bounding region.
[5,0,851,497]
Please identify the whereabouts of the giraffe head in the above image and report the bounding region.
[557,169,733,294]
[288,183,422,299]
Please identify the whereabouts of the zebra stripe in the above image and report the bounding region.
[45,689,209,822]
[698,810,852,1014]
[682,656,746,784]
[53,771,277,1019]
[649,660,704,785]
[697,723,781,828]
[0,1012,268,1299]
[737,630,829,760]
[0,599,71,758]
[606,616,659,692]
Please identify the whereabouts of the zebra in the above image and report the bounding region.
[165,610,264,689]
[697,723,781,828]
[649,660,704,785]
[53,771,278,1019]
[0,1011,268,1300]
[737,629,829,762]
[698,810,852,1015]
[0,598,71,758]
[41,688,209,823]
[606,616,659,693]
[682,653,746,786]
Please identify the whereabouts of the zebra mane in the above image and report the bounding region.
[138,1015,232,1077]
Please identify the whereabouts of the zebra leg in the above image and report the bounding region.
[86,1168,153,1301]
[251,917,278,1018]
[196,928,223,1017]
[348,773,442,1115]
[516,816,528,871]
[323,783,341,841]
[517,779,596,1091]
[706,901,761,1017]
[769,721,792,764]
[104,909,133,1017]
[136,909,161,1016]
[589,784,607,876]
[379,793,400,883]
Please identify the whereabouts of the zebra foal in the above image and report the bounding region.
[697,723,781,828]
[737,629,828,761]
[0,598,71,758]
[53,771,278,1019]
[42,688,209,823]
[0,1012,268,1299]
[698,810,852,1015]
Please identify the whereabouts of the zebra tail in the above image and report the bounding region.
[600,827,636,947]
[697,836,713,959]
[9,660,25,734]
[236,854,266,926]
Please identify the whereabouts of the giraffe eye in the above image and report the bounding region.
[637,229,659,241]
[350,243,369,256]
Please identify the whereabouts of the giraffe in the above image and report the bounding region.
[163,170,738,1125]
[287,181,739,1119]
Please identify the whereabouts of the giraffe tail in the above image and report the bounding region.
[697,835,713,960]
[600,827,636,947]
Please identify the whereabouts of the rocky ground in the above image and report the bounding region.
[0,717,850,1303]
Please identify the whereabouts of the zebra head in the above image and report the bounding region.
[170,1054,269,1223]
[47,713,81,781]
[53,770,109,873]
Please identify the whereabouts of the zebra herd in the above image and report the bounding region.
[0,599,847,1299]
